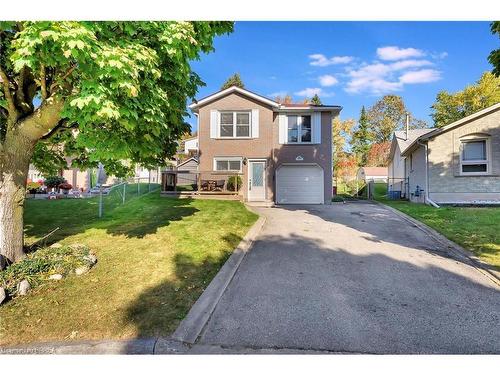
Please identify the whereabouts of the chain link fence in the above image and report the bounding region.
[97,177,160,218]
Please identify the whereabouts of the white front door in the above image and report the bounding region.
[248,161,266,201]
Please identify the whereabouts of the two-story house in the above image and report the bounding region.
[189,86,341,204]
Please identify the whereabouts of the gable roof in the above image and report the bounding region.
[419,102,500,141]
[189,86,280,111]
[189,85,342,113]
[400,102,500,157]
[177,157,199,168]
[359,167,388,176]
[394,128,435,153]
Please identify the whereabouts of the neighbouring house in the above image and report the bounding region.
[187,86,341,204]
[183,136,199,156]
[27,164,45,182]
[176,157,199,186]
[134,165,161,183]
[357,167,388,183]
[388,128,435,199]
[388,103,500,205]
[29,160,160,193]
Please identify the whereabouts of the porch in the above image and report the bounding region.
[160,170,244,200]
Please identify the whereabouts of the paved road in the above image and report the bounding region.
[198,201,500,354]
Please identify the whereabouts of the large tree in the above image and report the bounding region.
[430,72,500,128]
[366,95,426,143]
[0,21,233,264]
[350,106,372,165]
[488,21,500,76]
[366,141,391,167]
[332,117,355,184]
[220,73,244,90]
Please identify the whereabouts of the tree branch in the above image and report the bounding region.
[40,119,77,140]
[40,65,47,100]
[49,65,76,93]
[0,66,19,124]
[17,95,65,141]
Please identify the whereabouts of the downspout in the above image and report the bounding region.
[418,139,440,208]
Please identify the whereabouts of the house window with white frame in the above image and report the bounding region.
[213,157,242,172]
[219,112,250,138]
[460,138,489,174]
[287,115,311,143]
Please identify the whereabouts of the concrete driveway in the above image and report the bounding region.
[196,201,500,354]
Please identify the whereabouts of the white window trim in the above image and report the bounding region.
[213,157,243,173]
[459,136,491,176]
[218,111,251,139]
[286,114,312,144]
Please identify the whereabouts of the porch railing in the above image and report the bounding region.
[161,170,243,195]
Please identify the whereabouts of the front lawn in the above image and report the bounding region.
[374,183,500,270]
[0,188,258,346]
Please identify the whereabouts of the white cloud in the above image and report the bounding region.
[309,54,354,67]
[268,91,287,98]
[399,69,441,84]
[376,46,425,61]
[318,74,338,87]
[345,60,440,95]
[294,87,334,98]
[389,59,433,70]
[295,87,323,97]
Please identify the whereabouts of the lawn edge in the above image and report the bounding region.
[171,209,266,344]
[376,201,500,286]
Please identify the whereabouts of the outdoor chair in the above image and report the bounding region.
[200,180,210,191]
[214,180,225,191]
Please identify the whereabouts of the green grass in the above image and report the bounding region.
[0,187,258,346]
[374,183,500,270]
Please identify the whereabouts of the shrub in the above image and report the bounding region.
[27,181,42,193]
[44,175,66,189]
[0,244,94,297]
[226,175,242,191]
[59,182,73,191]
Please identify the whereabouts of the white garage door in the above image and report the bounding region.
[276,165,324,204]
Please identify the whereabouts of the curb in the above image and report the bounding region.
[376,201,500,287]
[0,208,267,354]
[171,213,266,344]
[0,338,158,354]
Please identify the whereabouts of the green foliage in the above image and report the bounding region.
[26,181,41,192]
[226,175,242,191]
[220,73,244,90]
[431,72,500,127]
[489,21,500,76]
[43,175,66,188]
[2,21,234,176]
[351,106,372,165]
[310,94,322,105]
[0,244,92,296]
[366,95,427,143]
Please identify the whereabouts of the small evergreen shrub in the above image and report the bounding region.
[226,176,242,191]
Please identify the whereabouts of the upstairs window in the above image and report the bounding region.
[460,138,489,175]
[287,115,311,143]
[219,111,251,138]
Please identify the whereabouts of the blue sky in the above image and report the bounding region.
[187,21,497,131]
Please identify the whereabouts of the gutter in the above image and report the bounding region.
[418,139,440,208]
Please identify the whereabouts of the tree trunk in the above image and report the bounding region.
[0,130,35,263]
